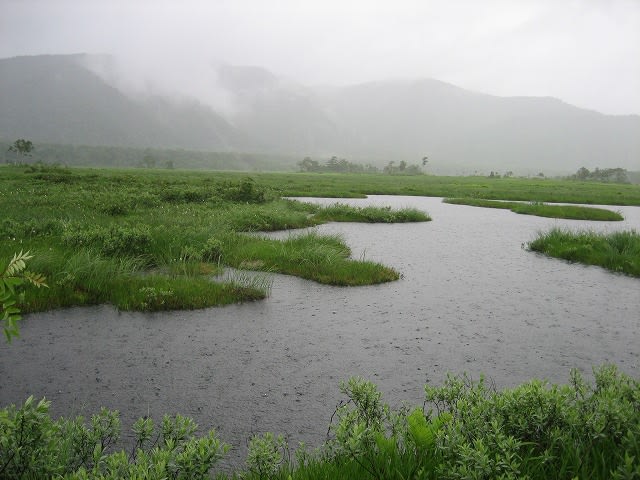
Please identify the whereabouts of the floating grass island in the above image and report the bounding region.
[527,228,640,277]
[443,197,624,221]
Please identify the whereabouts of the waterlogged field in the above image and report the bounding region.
[2,165,640,479]
[0,165,430,312]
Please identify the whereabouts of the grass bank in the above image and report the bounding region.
[242,171,640,205]
[0,166,429,311]
[3,365,639,479]
[528,228,640,277]
[444,197,624,221]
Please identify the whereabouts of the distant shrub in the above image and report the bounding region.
[62,224,152,257]
[100,202,128,216]
[219,177,268,203]
[202,237,225,262]
[1,218,63,239]
[160,187,211,203]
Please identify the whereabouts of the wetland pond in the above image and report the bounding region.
[1,195,639,468]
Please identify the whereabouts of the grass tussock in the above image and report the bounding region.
[444,197,624,221]
[528,228,640,276]
[224,232,400,285]
[313,203,431,223]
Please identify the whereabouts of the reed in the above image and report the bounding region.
[223,232,400,285]
[313,203,431,223]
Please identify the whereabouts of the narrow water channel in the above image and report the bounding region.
[1,196,638,469]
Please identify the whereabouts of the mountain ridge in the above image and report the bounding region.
[1,54,638,173]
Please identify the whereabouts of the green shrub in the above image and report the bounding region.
[160,186,212,203]
[202,237,225,262]
[1,218,63,239]
[0,398,229,479]
[62,225,152,258]
[219,177,268,203]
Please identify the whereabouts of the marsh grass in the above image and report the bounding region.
[313,203,431,223]
[0,167,419,311]
[528,228,640,276]
[444,197,624,221]
[224,232,400,285]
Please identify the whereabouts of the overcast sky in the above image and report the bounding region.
[2,0,639,115]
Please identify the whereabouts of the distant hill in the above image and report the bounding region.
[1,54,638,174]
[0,54,240,150]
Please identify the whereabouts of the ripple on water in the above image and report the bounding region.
[1,196,639,468]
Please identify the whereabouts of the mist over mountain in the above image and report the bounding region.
[1,54,638,174]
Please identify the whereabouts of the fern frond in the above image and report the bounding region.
[4,250,33,276]
[22,271,48,288]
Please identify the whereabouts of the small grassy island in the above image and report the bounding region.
[443,198,624,221]
[528,228,640,277]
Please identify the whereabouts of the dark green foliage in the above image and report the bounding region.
[160,186,212,203]
[569,166,630,183]
[1,367,639,479]
[219,177,269,203]
[62,224,153,258]
[298,156,380,174]
[1,218,63,238]
[0,397,229,479]
[528,228,640,276]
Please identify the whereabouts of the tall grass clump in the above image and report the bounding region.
[528,228,640,276]
[314,203,431,223]
[224,231,400,285]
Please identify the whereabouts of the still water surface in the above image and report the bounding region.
[1,196,638,467]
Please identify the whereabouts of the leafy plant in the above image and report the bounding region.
[0,399,229,479]
[245,432,288,479]
[0,251,47,342]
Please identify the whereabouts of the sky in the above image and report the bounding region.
[1,0,639,115]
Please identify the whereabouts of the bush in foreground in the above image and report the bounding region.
[2,365,639,479]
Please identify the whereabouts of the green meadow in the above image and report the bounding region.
[0,165,431,312]
[3,165,639,312]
